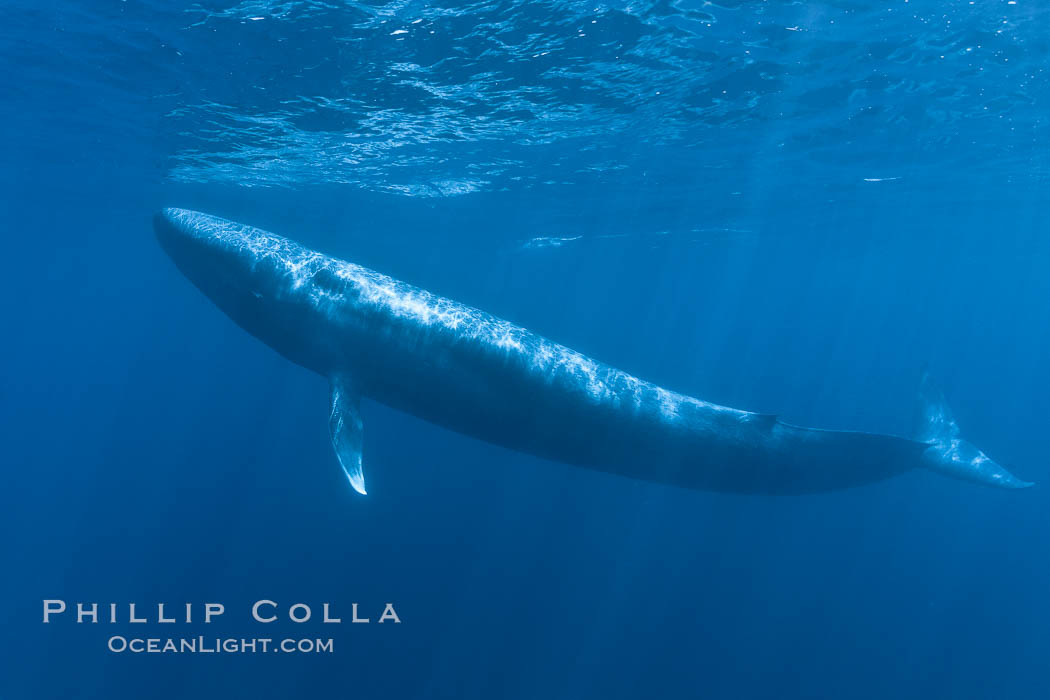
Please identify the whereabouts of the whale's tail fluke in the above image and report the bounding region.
[915,369,1033,489]
[915,369,961,446]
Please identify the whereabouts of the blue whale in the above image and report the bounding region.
[155,208,1031,495]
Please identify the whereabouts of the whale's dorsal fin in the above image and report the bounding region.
[746,412,779,431]
[329,374,367,495]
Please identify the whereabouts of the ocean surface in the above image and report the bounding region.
[3,1,1050,698]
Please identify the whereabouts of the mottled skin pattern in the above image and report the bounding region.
[155,209,1030,493]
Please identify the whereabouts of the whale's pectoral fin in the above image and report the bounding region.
[329,375,367,495]
[915,369,1033,489]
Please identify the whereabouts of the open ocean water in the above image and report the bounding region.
[3,1,1050,698]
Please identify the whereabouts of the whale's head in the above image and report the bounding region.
[155,208,279,312]
[155,208,333,368]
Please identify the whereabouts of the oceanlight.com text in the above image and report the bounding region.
[106,636,334,654]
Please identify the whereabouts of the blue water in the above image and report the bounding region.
[4,1,1050,697]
